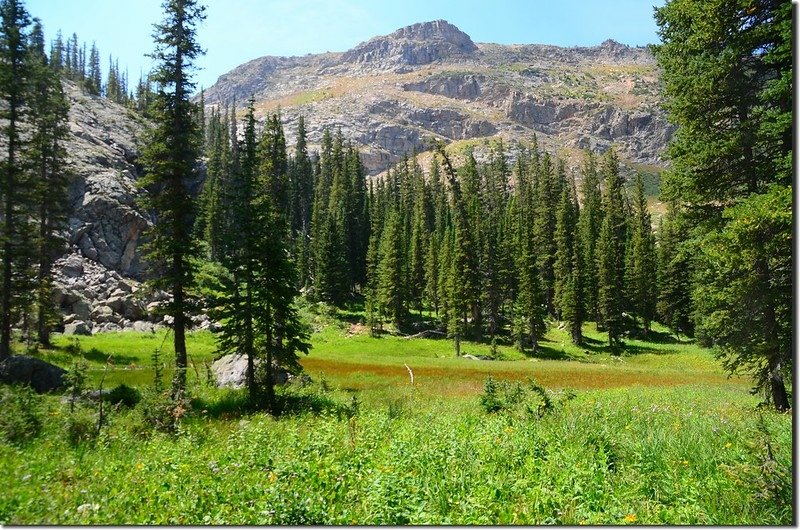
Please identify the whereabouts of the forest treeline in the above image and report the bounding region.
[197,103,672,355]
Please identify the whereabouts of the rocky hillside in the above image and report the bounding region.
[202,20,672,175]
[46,81,212,336]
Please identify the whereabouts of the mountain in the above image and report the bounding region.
[202,20,672,175]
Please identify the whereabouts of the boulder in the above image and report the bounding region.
[61,254,84,278]
[211,353,294,389]
[0,355,67,393]
[64,321,91,336]
[130,320,155,333]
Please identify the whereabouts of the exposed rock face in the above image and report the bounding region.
[211,353,294,389]
[202,20,671,176]
[341,20,478,67]
[0,356,66,393]
[63,81,152,278]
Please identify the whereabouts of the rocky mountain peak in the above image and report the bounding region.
[341,19,477,66]
[387,20,475,47]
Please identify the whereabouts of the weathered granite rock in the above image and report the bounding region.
[64,321,91,336]
[0,356,67,393]
[211,353,294,389]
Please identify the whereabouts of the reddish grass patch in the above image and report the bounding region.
[300,357,740,397]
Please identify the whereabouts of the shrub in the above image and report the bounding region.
[105,384,141,408]
[0,386,43,444]
[64,406,98,446]
[127,388,186,437]
[479,376,567,418]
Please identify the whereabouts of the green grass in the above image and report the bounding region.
[1,312,792,525]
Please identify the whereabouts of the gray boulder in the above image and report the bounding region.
[64,321,91,336]
[211,353,294,389]
[0,356,67,393]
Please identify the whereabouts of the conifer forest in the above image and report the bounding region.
[0,0,792,525]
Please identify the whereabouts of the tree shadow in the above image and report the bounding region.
[82,347,139,366]
[191,384,351,420]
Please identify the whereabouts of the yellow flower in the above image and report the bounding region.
[136,463,143,471]
[268,471,277,483]
[579,519,589,525]
[624,513,637,523]
[725,442,732,449]
[504,427,514,434]
[681,460,689,466]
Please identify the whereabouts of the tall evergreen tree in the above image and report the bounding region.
[656,205,693,336]
[0,0,32,359]
[596,149,626,350]
[28,19,70,347]
[377,208,405,330]
[654,0,792,410]
[139,0,206,397]
[577,151,602,322]
[85,41,101,95]
[625,173,657,333]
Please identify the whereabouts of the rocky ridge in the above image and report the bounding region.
[202,20,672,175]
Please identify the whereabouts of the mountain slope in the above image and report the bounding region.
[203,20,672,175]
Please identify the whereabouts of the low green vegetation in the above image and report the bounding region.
[1,310,792,525]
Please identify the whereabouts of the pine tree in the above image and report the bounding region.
[0,0,32,359]
[654,0,791,410]
[577,151,602,322]
[596,149,626,350]
[533,153,559,315]
[377,208,405,330]
[626,173,657,334]
[554,171,583,344]
[28,18,70,347]
[139,0,206,397]
[656,206,693,336]
[85,41,101,95]
[50,29,63,70]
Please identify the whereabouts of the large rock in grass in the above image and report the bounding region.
[211,353,294,389]
[0,355,67,393]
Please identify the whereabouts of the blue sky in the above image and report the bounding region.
[25,0,664,92]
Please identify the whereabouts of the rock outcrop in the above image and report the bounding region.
[341,20,478,67]
[0,356,66,393]
[63,81,152,278]
[211,353,295,389]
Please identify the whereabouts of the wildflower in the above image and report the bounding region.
[724,442,732,449]
[268,471,277,483]
[624,513,637,523]
[136,463,143,471]
[504,427,513,434]
[681,460,689,466]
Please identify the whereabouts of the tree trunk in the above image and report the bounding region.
[571,321,583,346]
[245,273,256,401]
[769,356,789,412]
[0,95,18,360]
[265,303,275,413]
[172,258,187,398]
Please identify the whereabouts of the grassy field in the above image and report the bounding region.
[0,308,793,525]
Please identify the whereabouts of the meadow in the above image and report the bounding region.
[0,306,793,525]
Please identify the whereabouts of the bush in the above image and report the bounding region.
[479,376,566,418]
[0,386,43,444]
[64,406,98,446]
[127,388,186,437]
[106,384,141,408]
